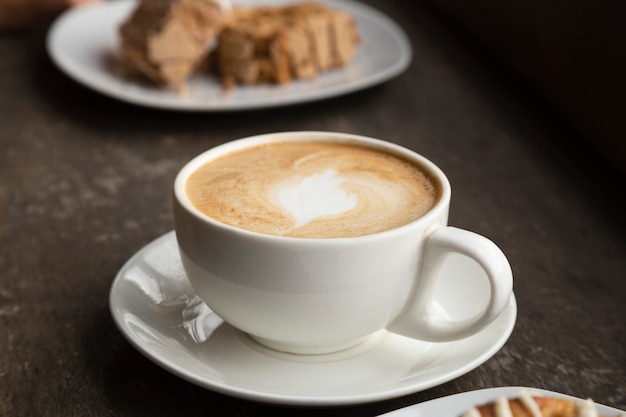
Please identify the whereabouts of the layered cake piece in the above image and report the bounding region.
[119,0,230,87]
[215,1,360,87]
[460,394,625,417]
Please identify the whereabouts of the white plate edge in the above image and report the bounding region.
[379,386,626,416]
[46,0,412,111]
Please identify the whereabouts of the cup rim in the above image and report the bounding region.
[173,131,452,242]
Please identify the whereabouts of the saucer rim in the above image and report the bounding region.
[109,231,517,406]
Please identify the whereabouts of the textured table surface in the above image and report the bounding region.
[1,1,625,416]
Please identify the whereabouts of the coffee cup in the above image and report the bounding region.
[173,131,513,355]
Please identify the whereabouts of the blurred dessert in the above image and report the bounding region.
[214,1,360,87]
[119,0,230,88]
[460,393,624,417]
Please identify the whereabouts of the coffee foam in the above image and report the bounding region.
[186,141,438,238]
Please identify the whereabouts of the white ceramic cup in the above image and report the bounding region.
[173,132,513,355]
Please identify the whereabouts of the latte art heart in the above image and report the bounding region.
[275,169,357,230]
[186,141,439,238]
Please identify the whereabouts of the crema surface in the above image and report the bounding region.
[186,141,438,238]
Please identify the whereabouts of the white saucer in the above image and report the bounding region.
[47,0,412,111]
[109,231,517,406]
[379,386,626,416]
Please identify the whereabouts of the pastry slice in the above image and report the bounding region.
[119,0,230,88]
[215,1,359,87]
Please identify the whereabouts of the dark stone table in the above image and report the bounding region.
[1,1,624,415]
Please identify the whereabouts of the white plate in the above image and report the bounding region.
[379,386,626,416]
[109,231,517,406]
[47,0,412,111]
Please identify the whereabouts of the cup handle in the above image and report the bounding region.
[389,226,513,342]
